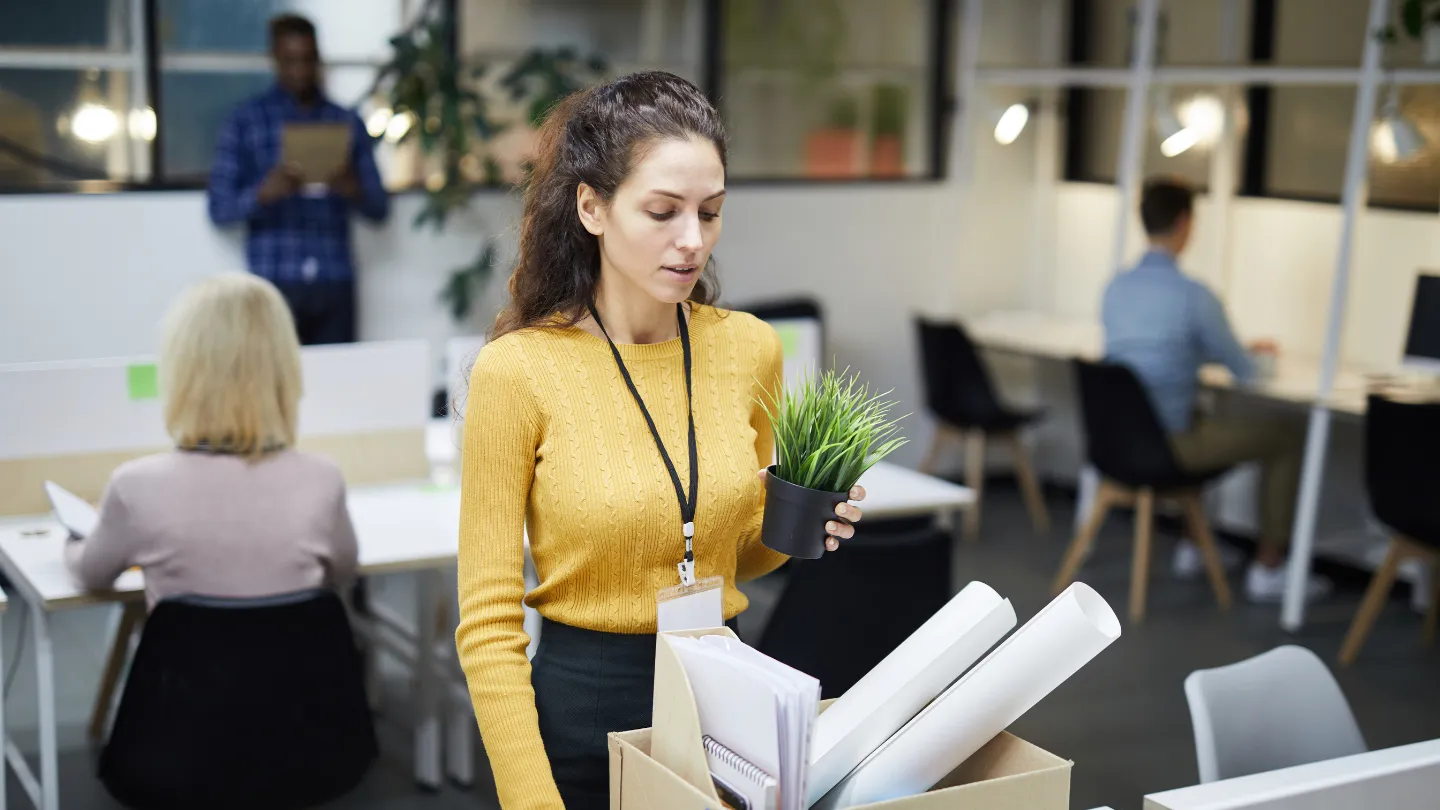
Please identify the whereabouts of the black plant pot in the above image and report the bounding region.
[760,465,849,560]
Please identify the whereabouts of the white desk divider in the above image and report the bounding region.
[0,340,431,515]
[766,317,822,392]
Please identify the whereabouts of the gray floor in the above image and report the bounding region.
[5,484,1438,809]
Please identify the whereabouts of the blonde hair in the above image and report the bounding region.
[160,272,303,459]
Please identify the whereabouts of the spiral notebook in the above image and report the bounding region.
[704,735,777,810]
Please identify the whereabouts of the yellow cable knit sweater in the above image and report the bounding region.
[455,304,789,809]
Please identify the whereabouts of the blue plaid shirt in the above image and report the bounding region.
[206,84,388,284]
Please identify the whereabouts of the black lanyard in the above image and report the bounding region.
[587,301,700,581]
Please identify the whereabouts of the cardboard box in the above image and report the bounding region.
[609,727,1070,810]
[608,628,1072,809]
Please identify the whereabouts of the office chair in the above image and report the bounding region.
[914,317,1050,540]
[1185,645,1365,782]
[1338,394,1440,666]
[99,589,377,810]
[1053,360,1232,622]
[757,519,950,699]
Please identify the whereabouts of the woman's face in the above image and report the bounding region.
[579,136,726,305]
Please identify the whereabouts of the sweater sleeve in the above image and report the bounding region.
[453,342,561,810]
[65,474,143,591]
[736,324,791,582]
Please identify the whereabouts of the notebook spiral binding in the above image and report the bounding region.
[703,735,771,784]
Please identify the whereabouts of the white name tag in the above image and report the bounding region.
[656,576,724,633]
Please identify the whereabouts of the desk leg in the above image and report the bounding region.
[89,603,143,743]
[413,569,442,792]
[0,606,6,810]
[32,607,57,810]
[1074,465,1099,535]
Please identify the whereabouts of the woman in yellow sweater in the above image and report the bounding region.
[455,72,865,809]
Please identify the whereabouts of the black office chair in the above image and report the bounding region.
[1339,394,1440,665]
[99,589,377,810]
[1053,360,1233,622]
[757,520,951,699]
[914,317,1050,539]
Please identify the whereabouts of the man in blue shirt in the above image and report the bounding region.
[207,14,388,345]
[1102,178,1325,603]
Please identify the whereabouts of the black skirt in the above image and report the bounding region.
[532,617,738,810]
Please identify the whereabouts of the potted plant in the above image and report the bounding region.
[804,93,863,178]
[758,368,907,559]
[870,83,908,178]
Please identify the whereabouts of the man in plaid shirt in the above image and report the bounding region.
[206,14,388,345]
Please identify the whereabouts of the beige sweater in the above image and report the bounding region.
[65,449,358,609]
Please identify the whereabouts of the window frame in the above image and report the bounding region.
[1063,0,1440,213]
[0,0,956,195]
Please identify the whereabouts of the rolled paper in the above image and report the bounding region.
[817,582,1121,808]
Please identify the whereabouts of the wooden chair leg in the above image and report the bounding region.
[1053,482,1114,595]
[89,601,145,742]
[1422,553,1440,648]
[963,430,987,541]
[1009,433,1051,537]
[920,425,958,476]
[1129,488,1155,623]
[1339,539,1404,666]
[1182,494,1233,611]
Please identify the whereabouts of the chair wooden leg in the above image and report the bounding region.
[920,425,958,476]
[89,601,145,742]
[1129,488,1155,623]
[1053,482,1114,595]
[963,430,987,541]
[1422,553,1440,648]
[1009,433,1051,537]
[1182,494,1233,611]
[1339,539,1404,666]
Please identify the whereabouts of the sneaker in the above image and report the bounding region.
[1245,562,1332,604]
[1172,538,1246,579]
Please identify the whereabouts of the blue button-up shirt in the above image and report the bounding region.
[1101,249,1256,433]
[206,85,388,284]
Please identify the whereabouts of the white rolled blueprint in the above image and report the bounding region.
[815,583,1121,809]
[805,582,1016,807]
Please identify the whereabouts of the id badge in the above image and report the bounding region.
[656,575,725,633]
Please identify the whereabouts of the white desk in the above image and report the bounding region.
[966,309,1380,415]
[966,308,1419,622]
[1144,738,1440,809]
[0,482,465,810]
[426,420,973,522]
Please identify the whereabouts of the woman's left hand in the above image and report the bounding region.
[758,470,866,553]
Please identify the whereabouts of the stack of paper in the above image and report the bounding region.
[804,581,1018,805]
[668,634,821,810]
[45,480,98,538]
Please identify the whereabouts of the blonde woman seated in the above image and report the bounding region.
[65,272,358,608]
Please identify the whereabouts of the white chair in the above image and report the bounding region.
[1184,645,1366,783]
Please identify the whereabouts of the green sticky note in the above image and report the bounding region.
[127,364,159,400]
[774,324,800,360]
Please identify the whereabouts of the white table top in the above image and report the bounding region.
[1143,738,1440,810]
[1,432,971,610]
[427,420,973,520]
[0,481,461,609]
[967,309,1387,416]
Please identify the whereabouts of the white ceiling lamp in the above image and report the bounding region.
[384,111,415,143]
[127,107,156,142]
[1154,103,1195,158]
[365,106,393,139]
[993,102,1031,146]
[1177,93,1225,146]
[1371,85,1425,164]
[71,102,119,144]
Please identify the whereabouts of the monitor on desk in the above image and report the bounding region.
[1402,273,1440,373]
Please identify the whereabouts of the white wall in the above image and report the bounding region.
[0,179,1003,468]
